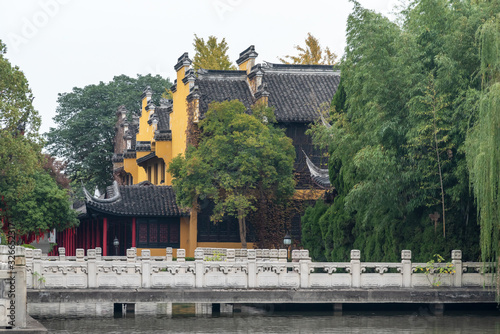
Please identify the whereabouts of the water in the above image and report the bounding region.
[39,306,500,334]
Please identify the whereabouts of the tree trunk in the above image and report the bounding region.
[433,111,446,238]
[238,209,247,249]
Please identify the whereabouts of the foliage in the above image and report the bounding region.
[303,0,500,262]
[192,35,236,71]
[46,74,171,192]
[466,15,500,266]
[6,170,78,236]
[204,251,224,261]
[416,254,455,287]
[280,33,337,65]
[0,39,77,236]
[170,100,295,248]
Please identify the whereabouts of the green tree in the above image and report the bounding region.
[169,100,295,248]
[466,15,500,267]
[0,40,77,236]
[46,74,171,192]
[303,0,496,262]
[280,33,337,65]
[192,35,236,71]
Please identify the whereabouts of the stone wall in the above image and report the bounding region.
[24,247,492,290]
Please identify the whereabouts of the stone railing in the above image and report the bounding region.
[0,246,27,328]
[23,248,494,290]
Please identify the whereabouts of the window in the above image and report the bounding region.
[136,218,180,248]
[161,163,165,184]
[154,163,158,185]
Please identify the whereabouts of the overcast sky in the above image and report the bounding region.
[0,0,398,134]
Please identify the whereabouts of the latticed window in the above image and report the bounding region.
[136,218,180,248]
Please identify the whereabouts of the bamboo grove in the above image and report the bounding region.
[302,0,500,262]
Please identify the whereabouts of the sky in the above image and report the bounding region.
[0,0,399,134]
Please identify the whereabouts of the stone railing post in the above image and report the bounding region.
[195,249,204,288]
[58,247,65,261]
[0,245,7,269]
[299,250,311,288]
[127,248,136,262]
[95,247,102,261]
[452,250,462,287]
[76,248,84,262]
[247,249,256,288]
[278,249,287,263]
[177,249,185,263]
[166,247,173,261]
[126,248,136,275]
[350,250,361,288]
[24,248,33,288]
[87,249,97,288]
[291,250,300,263]
[262,249,270,261]
[14,246,27,328]
[270,249,278,262]
[401,250,412,288]
[33,249,42,288]
[227,249,235,262]
[141,249,151,288]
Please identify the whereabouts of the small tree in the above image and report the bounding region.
[280,33,337,65]
[169,100,295,248]
[192,35,236,71]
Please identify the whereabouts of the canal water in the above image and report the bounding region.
[39,304,500,333]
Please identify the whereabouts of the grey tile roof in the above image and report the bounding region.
[156,107,170,131]
[136,152,156,165]
[194,70,255,117]
[261,64,340,122]
[86,184,185,217]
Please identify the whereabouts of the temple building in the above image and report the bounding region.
[68,46,339,257]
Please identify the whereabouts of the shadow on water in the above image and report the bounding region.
[39,303,500,334]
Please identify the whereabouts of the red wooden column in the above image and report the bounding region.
[86,219,90,250]
[132,217,136,248]
[91,220,95,249]
[103,217,108,256]
[96,220,101,248]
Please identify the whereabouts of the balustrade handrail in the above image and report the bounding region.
[7,247,494,290]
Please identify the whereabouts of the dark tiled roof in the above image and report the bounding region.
[195,70,255,116]
[86,184,185,217]
[156,107,170,131]
[262,64,340,122]
[136,152,156,165]
[311,175,331,189]
[135,141,151,151]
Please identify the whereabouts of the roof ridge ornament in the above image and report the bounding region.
[83,180,121,203]
[320,112,332,128]
[302,150,329,180]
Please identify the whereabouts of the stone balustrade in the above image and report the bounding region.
[22,247,493,290]
[0,245,27,328]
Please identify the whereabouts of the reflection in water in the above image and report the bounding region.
[40,309,500,334]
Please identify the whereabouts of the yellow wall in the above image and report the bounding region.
[136,247,190,258]
[294,189,325,201]
[155,141,172,185]
[123,157,139,183]
[170,66,190,162]
[196,242,256,249]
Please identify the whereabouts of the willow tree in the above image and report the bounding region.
[466,16,500,267]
